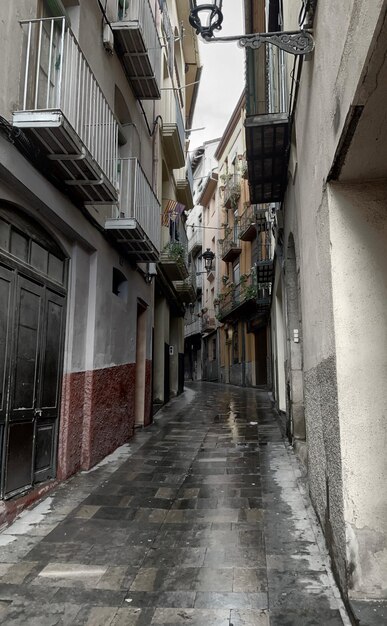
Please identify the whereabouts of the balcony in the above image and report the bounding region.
[238,204,257,242]
[175,158,194,210]
[256,233,274,283]
[187,226,202,256]
[104,158,160,262]
[245,44,301,203]
[161,90,186,169]
[222,174,241,210]
[217,274,258,322]
[219,237,242,264]
[201,315,216,335]
[13,17,117,204]
[198,172,218,206]
[256,284,272,315]
[173,270,197,303]
[111,0,161,99]
[185,317,202,338]
[160,240,189,281]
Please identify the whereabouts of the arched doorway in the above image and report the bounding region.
[285,233,305,442]
[0,205,68,499]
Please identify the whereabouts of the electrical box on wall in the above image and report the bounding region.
[103,24,114,54]
[169,345,174,356]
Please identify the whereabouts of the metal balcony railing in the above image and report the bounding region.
[245,43,301,204]
[219,236,242,263]
[111,0,161,99]
[175,158,194,209]
[14,17,118,202]
[161,90,185,168]
[173,269,197,303]
[105,158,160,261]
[222,173,241,209]
[185,317,202,338]
[218,274,258,320]
[201,315,216,334]
[238,204,256,241]
[188,226,202,254]
[161,2,174,77]
[160,238,189,281]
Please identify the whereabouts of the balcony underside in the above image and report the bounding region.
[112,25,160,99]
[218,297,257,323]
[159,254,189,281]
[246,311,269,333]
[173,281,196,303]
[239,223,256,241]
[188,241,202,256]
[245,113,290,204]
[162,126,185,169]
[256,260,274,283]
[13,111,117,204]
[202,319,216,335]
[222,246,242,263]
[176,179,193,211]
[256,296,271,314]
[224,191,240,210]
[104,217,159,262]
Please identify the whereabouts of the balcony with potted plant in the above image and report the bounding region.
[159,240,189,281]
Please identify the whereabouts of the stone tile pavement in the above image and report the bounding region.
[0,383,354,625]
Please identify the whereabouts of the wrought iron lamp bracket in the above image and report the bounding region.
[201,30,314,55]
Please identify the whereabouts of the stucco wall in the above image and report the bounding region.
[329,182,387,598]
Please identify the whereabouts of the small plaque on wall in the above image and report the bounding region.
[169,345,174,356]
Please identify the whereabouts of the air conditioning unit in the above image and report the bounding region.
[103,24,114,54]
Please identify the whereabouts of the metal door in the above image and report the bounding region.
[1,269,66,498]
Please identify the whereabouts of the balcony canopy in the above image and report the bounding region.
[245,44,302,204]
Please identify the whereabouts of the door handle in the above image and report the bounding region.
[34,409,42,417]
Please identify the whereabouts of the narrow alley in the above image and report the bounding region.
[0,384,351,626]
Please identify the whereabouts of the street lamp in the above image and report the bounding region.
[189,0,223,39]
[189,1,314,55]
[196,249,215,277]
[202,248,215,273]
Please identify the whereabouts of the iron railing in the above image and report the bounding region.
[109,158,160,252]
[188,226,202,253]
[185,317,202,337]
[218,273,257,318]
[222,173,241,209]
[18,17,118,187]
[202,315,216,333]
[219,235,241,262]
[112,0,161,87]
[162,89,185,153]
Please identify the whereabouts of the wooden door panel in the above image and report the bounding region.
[0,266,13,423]
[4,422,34,496]
[11,278,43,420]
[34,421,57,482]
[39,291,65,415]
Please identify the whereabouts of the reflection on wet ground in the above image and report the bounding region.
[0,382,350,625]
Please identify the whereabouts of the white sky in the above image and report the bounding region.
[188,0,245,151]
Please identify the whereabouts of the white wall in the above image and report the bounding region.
[329,182,387,598]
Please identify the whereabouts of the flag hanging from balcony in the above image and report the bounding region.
[162,200,185,226]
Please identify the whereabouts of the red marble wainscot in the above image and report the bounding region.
[57,370,86,481]
[81,362,136,470]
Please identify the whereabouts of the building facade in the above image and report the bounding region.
[215,95,272,388]
[0,0,199,524]
[243,0,387,605]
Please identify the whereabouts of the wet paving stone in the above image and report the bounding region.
[0,382,350,625]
